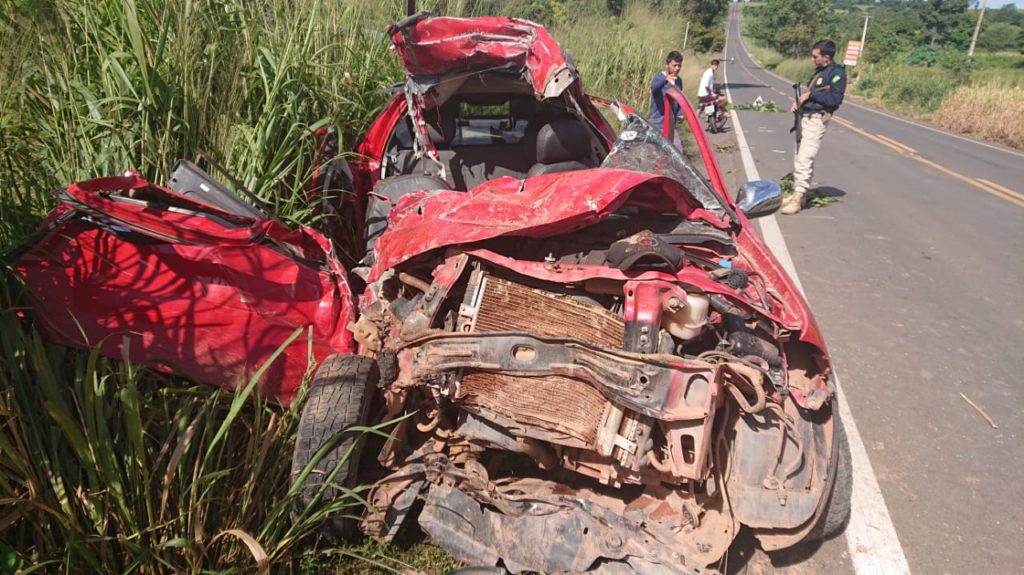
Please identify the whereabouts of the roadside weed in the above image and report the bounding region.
[0,266,405,572]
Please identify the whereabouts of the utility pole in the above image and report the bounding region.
[968,0,988,60]
[683,21,690,51]
[859,15,870,60]
[853,15,869,85]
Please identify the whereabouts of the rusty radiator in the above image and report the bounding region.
[457,273,624,446]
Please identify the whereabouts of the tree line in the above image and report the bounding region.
[749,0,1023,65]
[423,0,731,52]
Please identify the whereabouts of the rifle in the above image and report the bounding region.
[790,82,802,145]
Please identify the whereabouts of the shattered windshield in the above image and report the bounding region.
[600,115,728,217]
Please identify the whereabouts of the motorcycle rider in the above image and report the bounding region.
[697,59,729,122]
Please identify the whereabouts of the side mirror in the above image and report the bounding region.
[736,179,782,219]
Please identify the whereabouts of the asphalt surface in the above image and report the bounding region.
[713,5,1024,574]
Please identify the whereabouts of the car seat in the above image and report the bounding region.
[526,116,596,178]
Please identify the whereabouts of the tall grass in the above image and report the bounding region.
[932,84,1024,150]
[0,0,405,571]
[970,52,1024,88]
[0,269,400,573]
[0,0,404,249]
[554,1,715,112]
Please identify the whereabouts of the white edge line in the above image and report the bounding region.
[724,10,912,575]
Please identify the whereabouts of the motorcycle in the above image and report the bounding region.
[702,84,728,134]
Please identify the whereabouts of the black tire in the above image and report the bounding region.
[807,411,853,541]
[291,354,379,540]
[714,110,727,133]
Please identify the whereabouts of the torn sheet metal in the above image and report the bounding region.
[15,174,356,404]
[368,168,715,280]
[390,16,576,99]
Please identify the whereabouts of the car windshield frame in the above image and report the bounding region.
[600,114,734,220]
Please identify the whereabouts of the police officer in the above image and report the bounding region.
[782,39,847,215]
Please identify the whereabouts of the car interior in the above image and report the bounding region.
[381,91,606,188]
[364,73,611,252]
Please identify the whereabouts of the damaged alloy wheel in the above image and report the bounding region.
[291,354,379,539]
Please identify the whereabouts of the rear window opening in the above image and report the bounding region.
[453,99,527,146]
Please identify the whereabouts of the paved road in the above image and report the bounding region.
[717,4,1024,574]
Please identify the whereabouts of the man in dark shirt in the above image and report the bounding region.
[782,39,847,215]
[648,51,684,148]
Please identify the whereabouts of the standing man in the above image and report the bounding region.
[782,39,847,215]
[697,59,729,120]
[649,51,684,148]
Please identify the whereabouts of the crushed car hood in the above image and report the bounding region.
[390,15,576,98]
[368,168,728,280]
[367,166,829,370]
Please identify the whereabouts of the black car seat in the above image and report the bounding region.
[526,116,596,178]
[364,173,449,253]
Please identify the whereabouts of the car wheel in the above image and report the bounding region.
[291,354,379,540]
[807,411,853,541]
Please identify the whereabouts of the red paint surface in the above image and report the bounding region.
[391,16,572,98]
[16,176,355,405]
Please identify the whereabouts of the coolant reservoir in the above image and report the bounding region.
[663,293,710,341]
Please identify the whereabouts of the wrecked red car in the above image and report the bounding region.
[296,13,852,575]
[15,12,850,575]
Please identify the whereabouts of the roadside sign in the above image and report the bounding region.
[844,40,862,66]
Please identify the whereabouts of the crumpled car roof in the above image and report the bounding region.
[390,15,576,98]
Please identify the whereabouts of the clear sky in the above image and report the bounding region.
[987,1,1023,7]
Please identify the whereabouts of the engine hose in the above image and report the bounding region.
[722,362,767,413]
[398,272,430,293]
[415,410,441,433]
[647,449,673,473]
[709,294,751,320]
[764,402,805,482]
[726,332,782,369]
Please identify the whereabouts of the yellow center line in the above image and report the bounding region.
[976,178,1024,203]
[875,134,917,155]
[915,157,1024,209]
[830,117,1023,209]
[831,116,906,154]
[973,179,1024,208]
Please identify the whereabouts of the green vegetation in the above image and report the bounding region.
[0,1,733,573]
[0,0,403,251]
[0,267,400,573]
[556,1,728,110]
[741,1,1024,149]
[732,98,783,112]
[779,172,842,208]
